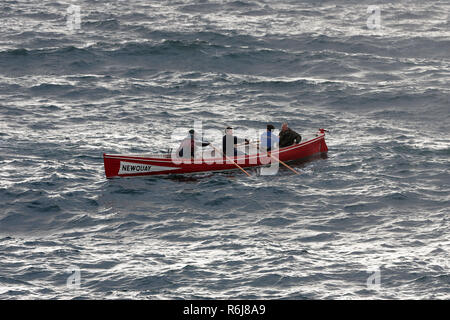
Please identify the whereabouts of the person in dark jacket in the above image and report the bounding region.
[222,127,249,157]
[279,122,301,148]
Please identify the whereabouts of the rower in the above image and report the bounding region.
[222,127,249,157]
[177,129,210,158]
[260,124,279,152]
[279,122,301,148]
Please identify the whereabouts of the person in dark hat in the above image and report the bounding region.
[177,129,210,158]
[279,122,301,148]
[222,127,249,157]
[260,124,279,152]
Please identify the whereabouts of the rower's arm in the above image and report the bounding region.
[194,139,210,147]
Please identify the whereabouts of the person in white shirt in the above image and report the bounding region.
[176,129,210,158]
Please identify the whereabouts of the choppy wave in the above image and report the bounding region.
[0,0,449,300]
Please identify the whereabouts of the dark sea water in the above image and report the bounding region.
[0,0,449,299]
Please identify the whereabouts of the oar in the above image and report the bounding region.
[269,152,299,175]
[250,142,299,175]
[210,145,251,177]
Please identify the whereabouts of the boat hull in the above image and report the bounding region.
[103,133,328,178]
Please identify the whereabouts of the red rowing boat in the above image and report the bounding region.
[103,130,328,178]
